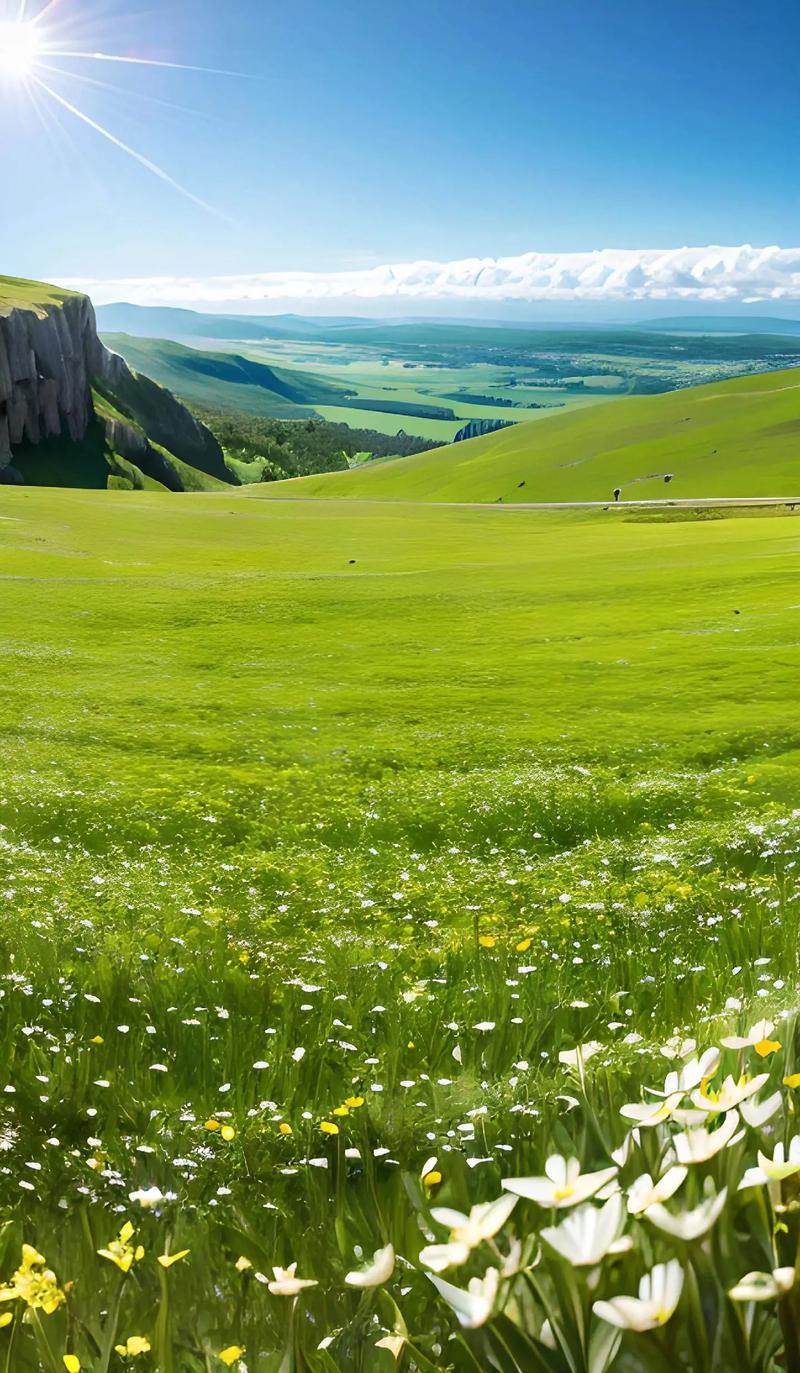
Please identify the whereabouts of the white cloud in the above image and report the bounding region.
[64,244,800,308]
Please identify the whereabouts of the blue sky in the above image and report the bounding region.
[1,0,799,311]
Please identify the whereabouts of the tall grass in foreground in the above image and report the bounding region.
[0,755,798,1370]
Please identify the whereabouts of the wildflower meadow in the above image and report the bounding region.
[2,490,800,1371]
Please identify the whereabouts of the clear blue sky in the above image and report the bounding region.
[1,0,798,287]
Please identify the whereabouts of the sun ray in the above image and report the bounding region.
[31,74,229,218]
[37,59,209,119]
[37,49,253,78]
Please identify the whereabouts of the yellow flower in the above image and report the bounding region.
[220,1125,236,1142]
[97,1223,144,1274]
[218,1348,245,1367]
[320,1121,339,1136]
[755,1038,782,1059]
[0,1314,11,1329]
[478,934,496,948]
[90,1035,104,1045]
[345,1096,365,1109]
[234,1256,252,1272]
[114,1336,151,1358]
[157,1250,190,1269]
[423,1169,442,1186]
[63,1357,81,1372]
[205,1119,221,1132]
[516,938,532,952]
[332,1106,349,1117]
[785,1074,800,1089]
[0,1245,65,1314]
[278,1123,292,1136]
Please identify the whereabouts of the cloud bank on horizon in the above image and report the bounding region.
[67,244,800,308]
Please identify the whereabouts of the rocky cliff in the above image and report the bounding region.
[0,278,231,489]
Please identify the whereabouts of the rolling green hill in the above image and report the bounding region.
[101,333,353,418]
[259,366,800,502]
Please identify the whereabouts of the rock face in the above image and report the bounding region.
[452,417,515,444]
[0,287,229,486]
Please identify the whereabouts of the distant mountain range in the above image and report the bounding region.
[632,315,800,336]
[96,303,380,342]
[96,302,800,343]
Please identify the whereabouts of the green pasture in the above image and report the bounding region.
[2,489,800,1369]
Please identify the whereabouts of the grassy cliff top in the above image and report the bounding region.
[0,275,81,318]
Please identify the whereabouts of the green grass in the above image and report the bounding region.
[2,489,800,1369]
[0,275,79,316]
[268,367,800,502]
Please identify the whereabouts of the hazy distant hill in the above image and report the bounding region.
[96,303,378,341]
[633,316,800,336]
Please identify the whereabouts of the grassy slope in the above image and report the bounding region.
[264,366,800,502]
[3,490,800,1364]
[101,333,349,418]
[3,489,797,768]
[0,274,78,315]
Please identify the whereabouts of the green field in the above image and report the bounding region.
[2,485,800,1370]
[270,367,800,503]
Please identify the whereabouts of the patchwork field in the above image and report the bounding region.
[2,489,800,1370]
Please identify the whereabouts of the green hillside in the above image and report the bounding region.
[101,332,352,418]
[0,274,79,314]
[262,366,800,502]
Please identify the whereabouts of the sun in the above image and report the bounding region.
[0,20,41,80]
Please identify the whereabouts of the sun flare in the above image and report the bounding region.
[0,19,41,79]
[0,1,241,212]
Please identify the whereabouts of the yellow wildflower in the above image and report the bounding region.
[0,1245,65,1314]
[423,1169,442,1186]
[516,938,532,952]
[234,1256,252,1272]
[320,1121,339,1136]
[332,1106,349,1117]
[63,1358,81,1372]
[0,1314,11,1329]
[157,1250,190,1269]
[220,1125,236,1142]
[785,1074,800,1089]
[205,1119,221,1132]
[97,1222,144,1274]
[219,1348,245,1367]
[345,1096,365,1109]
[114,1336,151,1358]
[478,934,496,948]
[755,1037,782,1059]
[278,1123,292,1136]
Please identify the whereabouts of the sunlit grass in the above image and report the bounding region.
[1,491,799,1368]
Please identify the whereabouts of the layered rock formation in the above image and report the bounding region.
[0,282,230,488]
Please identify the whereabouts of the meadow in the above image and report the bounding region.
[2,488,800,1371]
